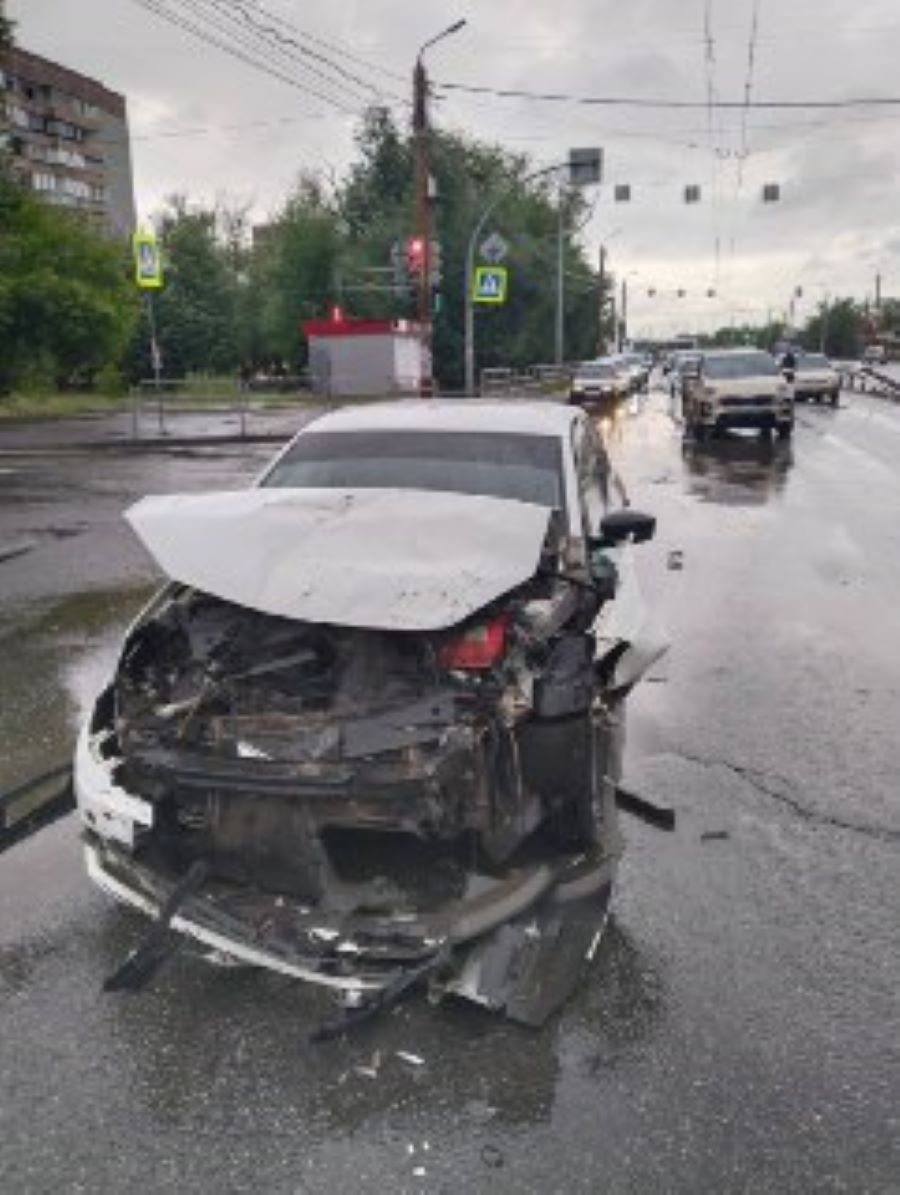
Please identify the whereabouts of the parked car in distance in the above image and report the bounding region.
[610,353,650,393]
[793,353,841,405]
[74,400,666,1028]
[684,349,794,440]
[569,359,628,406]
[862,344,887,365]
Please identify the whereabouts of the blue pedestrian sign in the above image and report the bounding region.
[473,266,508,305]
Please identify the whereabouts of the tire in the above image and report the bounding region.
[830,391,839,407]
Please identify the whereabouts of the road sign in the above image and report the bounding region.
[473,266,508,304]
[480,232,509,264]
[569,148,602,187]
[133,229,163,290]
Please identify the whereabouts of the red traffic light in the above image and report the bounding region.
[406,237,426,272]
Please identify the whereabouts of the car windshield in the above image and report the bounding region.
[704,353,779,379]
[578,363,615,379]
[799,354,829,368]
[263,429,566,510]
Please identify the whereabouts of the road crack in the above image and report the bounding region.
[671,750,900,844]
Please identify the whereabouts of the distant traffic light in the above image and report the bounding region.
[406,236,425,275]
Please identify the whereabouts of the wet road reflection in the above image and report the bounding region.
[681,433,795,506]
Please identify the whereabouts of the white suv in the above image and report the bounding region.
[684,349,794,440]
[794,353,840,406]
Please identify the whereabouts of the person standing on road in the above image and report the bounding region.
[781,348,797,382]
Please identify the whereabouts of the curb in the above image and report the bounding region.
[0,432,293,456]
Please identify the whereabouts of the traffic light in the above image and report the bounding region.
[406,236,425,276]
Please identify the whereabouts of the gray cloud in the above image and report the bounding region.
[10,0,900,330]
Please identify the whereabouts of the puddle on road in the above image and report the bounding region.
[681,434,795,506]
[0,584,154,794]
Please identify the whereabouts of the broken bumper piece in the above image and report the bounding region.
[85,837,617,1024]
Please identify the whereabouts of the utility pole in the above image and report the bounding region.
[597,244,607,356]
[619,277,628,351]
[555,182,566,365]
[412,56,433,397]
[875,272,882,312]
[412,21,466,398]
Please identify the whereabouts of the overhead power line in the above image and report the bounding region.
[161,0,376,108]
[238,0,407,85]
[130,0,363,115]
[203,0,407,104]
[737,0,762,187]
[434,79,900,110]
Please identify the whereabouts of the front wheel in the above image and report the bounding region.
[830,391,839,407]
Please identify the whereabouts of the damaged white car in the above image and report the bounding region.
[75,401,668,1031]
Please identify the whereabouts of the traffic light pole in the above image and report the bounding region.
[413,21,466,398]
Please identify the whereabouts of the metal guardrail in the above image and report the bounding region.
[479,363,574,397]
[838,365,900,400]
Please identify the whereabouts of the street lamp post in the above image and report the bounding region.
[464,160,570,395]
[413,19,466,397]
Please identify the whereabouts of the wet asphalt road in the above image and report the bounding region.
[1,390,899,1192]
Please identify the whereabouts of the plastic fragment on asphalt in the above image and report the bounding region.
[413,1167,427,1178]
[309,927,340,943]
[586,928,604,961]
[701,830,730,842]
[481,1145,504,1169]
[397,1051,426,1067]
[667,549,684,570]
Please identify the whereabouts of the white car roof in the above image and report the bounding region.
[300,399,581,439]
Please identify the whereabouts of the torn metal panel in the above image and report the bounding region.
[125,488,552,632]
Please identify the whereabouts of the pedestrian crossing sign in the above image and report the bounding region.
[473,266,508,304]
[133,229,164,290]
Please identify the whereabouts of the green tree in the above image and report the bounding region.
[247,176,342,366]
[0,176,138,394]
[144,196,241,378]
[335,108,603,388]
[800,298,861,358]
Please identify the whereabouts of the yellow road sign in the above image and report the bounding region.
[133,229,163,290]
[473,266,508,304]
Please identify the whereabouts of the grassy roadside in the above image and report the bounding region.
[0,389,320,421]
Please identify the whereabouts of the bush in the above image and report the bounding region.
[94,362,126,397]
[14,351,58,396]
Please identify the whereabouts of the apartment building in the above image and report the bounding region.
[0,45,136,235]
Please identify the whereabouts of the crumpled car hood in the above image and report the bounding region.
[125,487,552,631]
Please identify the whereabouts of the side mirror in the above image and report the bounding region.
[594,509,656,547]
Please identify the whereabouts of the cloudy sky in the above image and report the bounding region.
[11,0,900,334]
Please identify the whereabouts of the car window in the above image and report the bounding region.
[578,363,615,379]
[800,354,828,368]
[263,429,567,512]
[704,353,779,379]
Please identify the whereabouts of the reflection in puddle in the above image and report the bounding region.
[681,433,795,506]
[0,586,153,792]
